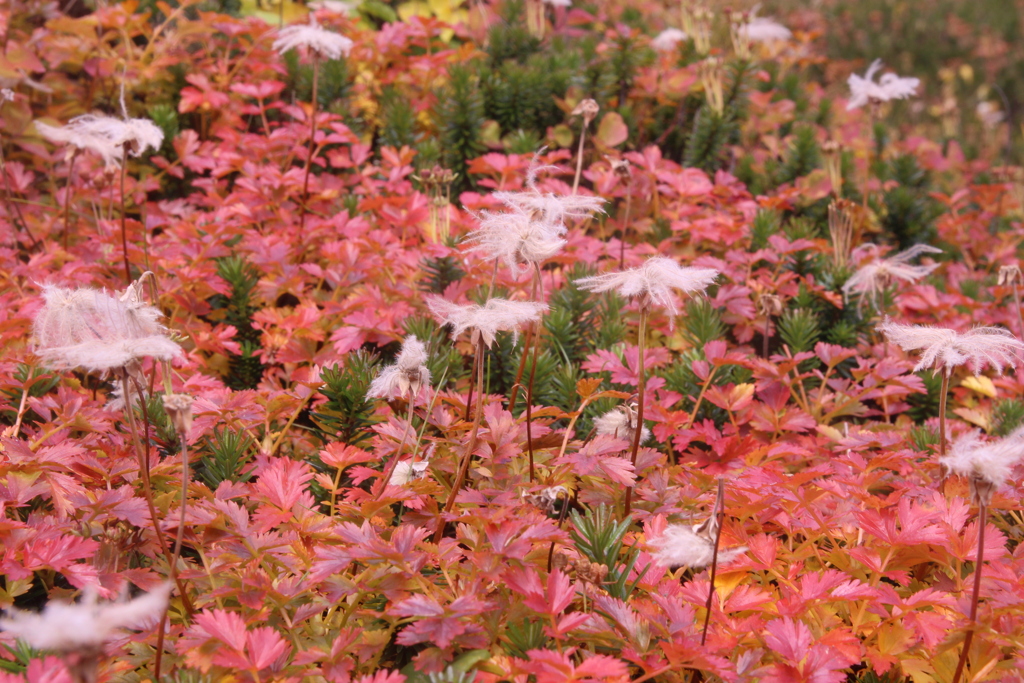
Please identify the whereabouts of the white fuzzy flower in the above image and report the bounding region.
[940,429,1024,505]
[308,0,357,13]
[842,243,942,309]
[543,0,571,6]
[35,117,124,168]
[390,459,429,486]
[1,584,170,652]
[466,208,566,274]
[575,256,718,325]
[491,157,605,226]
[36,113,164,167]
[33,278,182,375]
[649,523,746,569]
[879,318,1024,375]
[847,59,920,111]
[367,335,431,400]
[977,100,1005,129]
[738,17,791,43]
[273,16,353,60]
[594,404,650,445]
[0,89,14,102]
[652,28,688,51]
[425,296,547,348]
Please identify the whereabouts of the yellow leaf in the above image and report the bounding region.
[952,406,990,431]
[961,375,996,398]
[239,0,309,25]
[550,123,574,148]
[816,424,844,441]
[900,658,936,683]
[877,622,914,655]
[713,571,745,602]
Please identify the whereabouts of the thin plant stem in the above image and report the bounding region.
[700,478,726,646]
[572,123,587,195]
[939,368,950,457]
[373,399,416,499]
[120,373,193,616]
[0,135,38,250]
[119,146,131,283]
[435,337,485,543]
[63,150,79,251]
[463,344,478,422]
[509,264,542,413]
[299,54,320,233]
[1013,282,1024,340]
[623,306,648,516]
[154,432,190,681]
[951,502,987,683]
[763,315,771,358]
[524,263,546,482]
[618,192,632,270]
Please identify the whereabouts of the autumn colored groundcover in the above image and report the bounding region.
[0,1,1023,682]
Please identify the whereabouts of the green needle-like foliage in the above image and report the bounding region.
[570,505,648,601]
[503,619,546,658]
[682,298,726,348]
[216,256,265,391]
[197,428,255,489]
[310,351,380,447]
[435,64,486,194]
[420,254,466,295]
[778,308,821,354]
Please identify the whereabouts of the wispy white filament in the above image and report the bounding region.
[367,335,431,400]
[575,256,718,323]
[425,297,547,348]
[879,318,1024,374]
[847,59,920,111]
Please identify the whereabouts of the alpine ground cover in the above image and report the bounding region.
[1,1,1024,682]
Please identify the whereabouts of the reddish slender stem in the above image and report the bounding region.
[700,478,725,646]
[951,502,987,683]
[623,306,648,516]
[299,54,319,233]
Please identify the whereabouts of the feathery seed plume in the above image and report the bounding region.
[32,279,181,375]
[273,15,354,60]
[466,208,566,274]
[940,429,1024,505]
[847,59,920,111]
[649,523,746,569]
[425,297,547,348]
[390,459,429,486]
[1,584,170,653]
[575,256,718,325]
[842,243,942,309]
[652,28,688,51]
[367,335,432,400]
[738,17,791,43]
[594,403,650,445]
[879,318,1024,374]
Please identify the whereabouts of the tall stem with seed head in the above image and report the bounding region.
[119,146,131,283]
[951,502,987,683]
[436,336,486,542]
[1013,282,1024,340]
[623,306,648,516]
[572,124,588,195]
[299,54,320,233]
[63,150,79,251]
[938,368,950,457]
[373,399,416,499]
[700,477,725,645]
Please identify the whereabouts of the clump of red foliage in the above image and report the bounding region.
[0,2,1023,683]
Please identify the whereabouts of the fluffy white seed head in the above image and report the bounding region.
[649,523,746,569]
[575,256,718,325]
[738,17,791,43]
[0,584,170,652]
[273,16,354,60]
[466,209,566,274]
[879,318,1024,375]
[940,429,1024,505]
[32,280,181,375]
[847,59,920,111]
[842,243,942,309]
[425,297,547,348]
[367,335,432,400]
[390,459,429,486]
[652,28,688,51]
[594,404,650,445]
